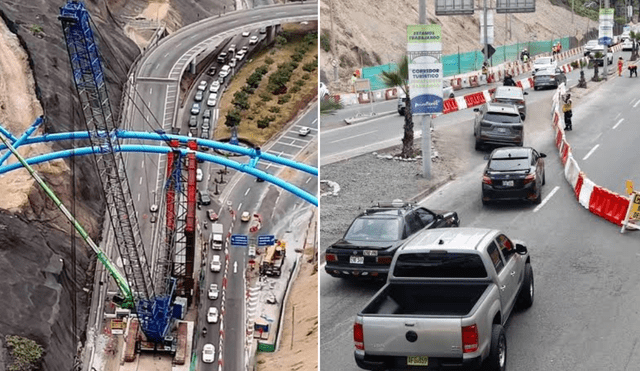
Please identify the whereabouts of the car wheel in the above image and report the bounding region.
[533,86,538,91]
[517,263,534,309]
[542,171,546,185]
[485,324,507,371]
[399,109,405,116]
[533,189,542,204]
[475,137,482,151]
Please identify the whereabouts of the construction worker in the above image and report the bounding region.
[562,93,573,131]
[618,57,624,77]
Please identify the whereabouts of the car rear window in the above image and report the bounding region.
[535,57,552,64]
[393,252,487,278]
[494,88,523,99]
[484,113,521,123]
[488,157,530,171]
[344,217,402,242]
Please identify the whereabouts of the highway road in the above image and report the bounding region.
[319,49,618,165]
[319,55,640,370]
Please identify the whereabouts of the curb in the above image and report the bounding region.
[344,110,396,125]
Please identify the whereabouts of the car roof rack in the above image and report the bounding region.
[363,200,415,215]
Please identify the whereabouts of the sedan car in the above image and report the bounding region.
[622,39,634,51]
[209,83,220,93]
[196,168,203,182]
[491,86,528,120]
[207,94,217,107]
[591,44,613,66]
[197,80,208,91]
[235,51,245,61]
[241,46,249,53]
[208,284,219,300]
[210,255,221,272]
[532,56,557,73]
[324,200,459,279]
[242,31,250,37]
[241,211,251,222]
[189,115,197,127]
[473,102,524,150]
[202,117,211,131]
[207,307,219,323]
[202,344,215,363]
[207,209,218,221]
[194,90,204,102]
[203,109,211,119]
[533,67,567,90]
[482,146,546,205]
[298,127,311,136]
[207,66,217,76]
[249,35,259,45]
[190,103,201,115]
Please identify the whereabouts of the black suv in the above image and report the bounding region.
[324,200,459,279]
[474,102,524,150]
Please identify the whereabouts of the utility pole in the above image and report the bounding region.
[330,0,338,81]
[484,0,488,65]
[418,0,431,178]
[604,0,610,80]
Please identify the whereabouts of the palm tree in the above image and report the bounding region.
[380,55,413,158]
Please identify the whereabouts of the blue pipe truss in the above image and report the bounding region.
[0,143,318,206]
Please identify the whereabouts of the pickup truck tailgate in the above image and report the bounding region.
[362,316,463,357]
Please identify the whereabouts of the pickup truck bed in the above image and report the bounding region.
[362,282,490,316]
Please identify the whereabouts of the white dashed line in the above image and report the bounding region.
[244,188,250,196]
[139,177,143,185]
[614,113,621,120]
[141,161,144,169]
[330,130,378,144]
[149,88,153,94]
[238,203,243,210]
[583,144,600,160]
[137,193,140,202]
[613,118,624,129]
[634,100,640,108]
[533,186,560,213]
[306,177,312,184]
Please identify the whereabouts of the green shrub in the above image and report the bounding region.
[295,79,305,87]
[292,53,304,62]
[257,117,271,129]
[242,85,256,94]
[302,73,311,80]
[260,92,272,102]
[6,335,43,371]
[291,85,301,93]
[320,98,343,113]
[225,110,242,128]
[265,57,274,65]
[302,62,316,72]
[320,31,330,52]
[278,94,291,104]
[257,65,269,74]
[29,24,43,35]
[304,32,317,45]
[269,106,280,113]
[276,35,287,46]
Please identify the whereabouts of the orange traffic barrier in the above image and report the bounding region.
[464,92,485,108]
[442,98,458,114]
[451,77,462,90]
[385,88,398,100]
[469,75,479,87]
[358,92,370,104]
[574,172,584,200]
[561,139,570,165]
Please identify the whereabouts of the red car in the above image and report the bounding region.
[207,209,218,221]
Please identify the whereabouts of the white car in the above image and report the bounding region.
[219,65,231,78]
[210,255,221,272]
[202,343,215,363]
[584,39,598,56]
[208,284,219,300]
[197,80,208,91]
[235,51,245,61]
[241,211,251,222]
[207,94,217,107]
[229,58,237,68]
[532,56,557,73]
[298,127,311,136]
[197,168,203,182]
[319,82,330,99]
[622,39,634,51]
[190,103,201,115]
[207,307,219,324]
[194,90,204,102]
[242,31,250,37]
[209,83,220,93]
[249,36,259,45]
[241,46,248,53]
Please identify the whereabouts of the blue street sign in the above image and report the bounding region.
[231,234,248,246]
[257,235,275,246]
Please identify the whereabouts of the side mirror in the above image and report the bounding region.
[540,153,547,158]
[473,108,480,112]
[523,91,529,95]
[515,243,528,255]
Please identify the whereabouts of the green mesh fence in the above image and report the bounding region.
[361,37,571,89]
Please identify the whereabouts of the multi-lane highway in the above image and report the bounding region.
[320,50,640,370]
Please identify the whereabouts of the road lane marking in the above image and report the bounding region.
[329,130,378,144]
[306,177,312,184]
[615,113,621,120]
[583,144,599,160]
[634,100,640,108]
[238,202,243,210]
[312,118,317,125]
[244,188,250,196]
[150,88,153,94]
[613,118,624,129]
[141,161,144,169]
[630,98,636,105]
[137,194,140,202]
[139,177,143,185]
[533,186,560,213]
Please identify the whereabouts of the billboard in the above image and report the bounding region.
[407,25,443,115]
[599,8,614,45]
[496,0,535,13]
[435,0,474,15]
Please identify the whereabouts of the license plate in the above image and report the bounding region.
[502,180,514,187]
[407,356,428,366]
[497,128,507,133]
[350,256,364,264]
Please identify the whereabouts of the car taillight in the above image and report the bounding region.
[462,324,478,353]
[518,100,525,105]
[482,175,492,185]
[376,256,393,264]
[524,173,536,184]
[354,318,364,350]
[325,253,337,262]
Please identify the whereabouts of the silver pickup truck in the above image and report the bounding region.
[354,228,533,371]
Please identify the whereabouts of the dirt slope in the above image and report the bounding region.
[320,0,595,92]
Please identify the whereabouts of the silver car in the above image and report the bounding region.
[492,86,528,120]
[473,102,524,150]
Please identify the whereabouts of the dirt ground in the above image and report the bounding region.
[320,0,595,92]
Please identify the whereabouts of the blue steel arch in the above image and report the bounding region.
[0,141,318,206]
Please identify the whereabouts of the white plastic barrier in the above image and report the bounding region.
[454,96,468,110]
[564,154,581,189]
[579,177,595,209]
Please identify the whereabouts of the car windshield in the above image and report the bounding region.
[535,57,552,65]
[488,157,530,171]
[587,40,598,46]
[494,88,523,99]
[484,113,521,123]
[344,217,402,242]
[535,68,556,76]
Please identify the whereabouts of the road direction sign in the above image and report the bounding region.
[231,234,248,246]
[258,235,275,246]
